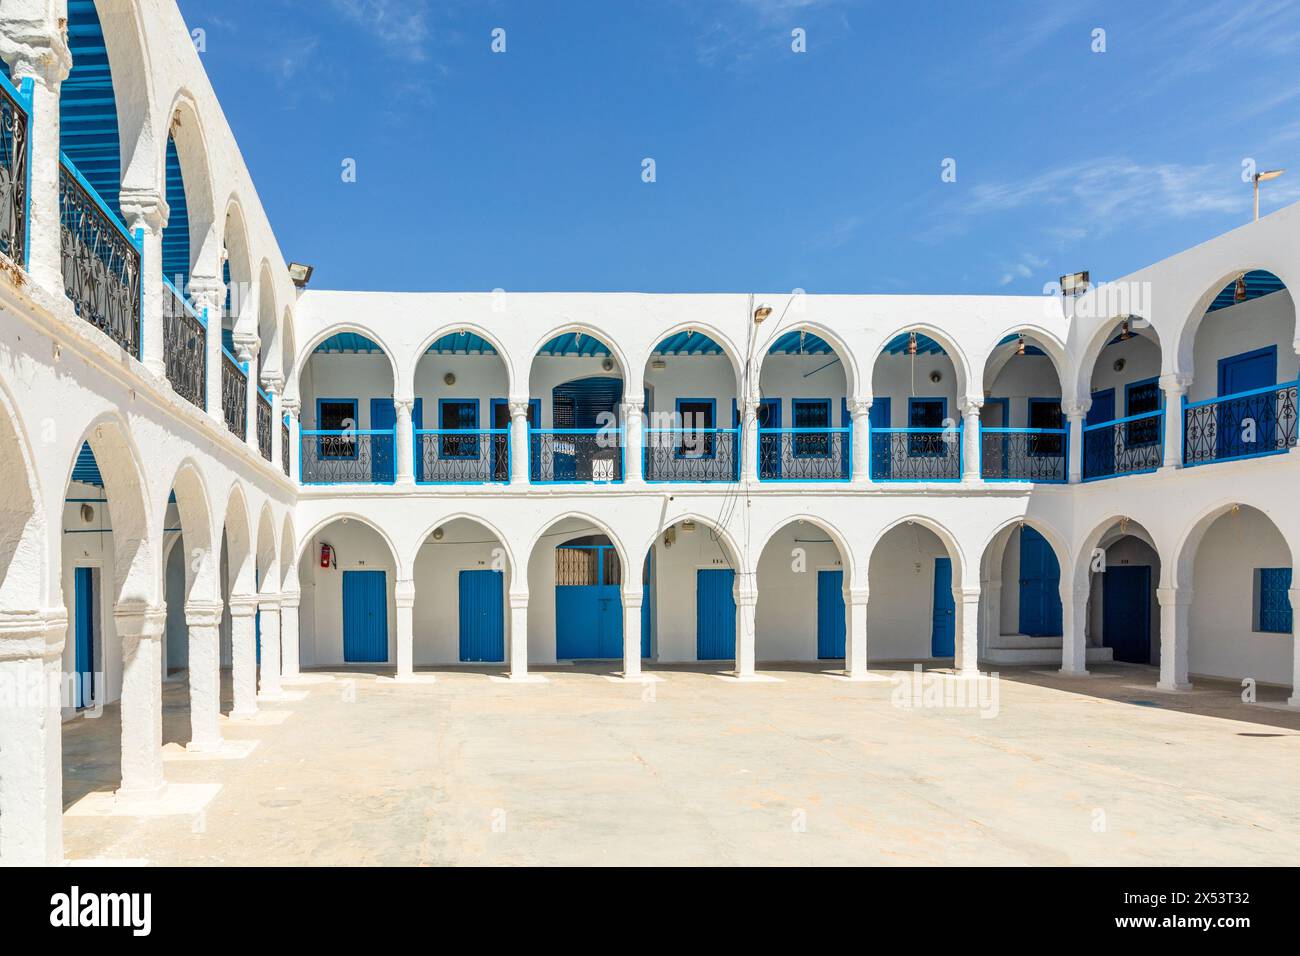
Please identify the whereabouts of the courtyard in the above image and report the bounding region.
[60,663,1300,866]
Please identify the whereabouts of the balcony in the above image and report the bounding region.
[415,429,509,484]
[530,429,624,484]
[644,428,740,483]
[0,73,30,268]
[981,427,1068,483]
[1082,409,1164,481]
[300,429,396,484]
[1184,381,1299,467]
[162,276,206,410]
[281,419,290,477]
[256,387,272,461]
[221,346,247,439]
[758,427,851,482]
[869,427,959,482]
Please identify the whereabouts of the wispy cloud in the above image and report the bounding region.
[997,251,1047,287]
[328,0,433,63]
[278,35,320,82]
[688,0,848,68]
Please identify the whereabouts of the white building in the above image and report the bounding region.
[0,1,1296,866]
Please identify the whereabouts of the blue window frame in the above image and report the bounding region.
[1257,568,1293,634]
[984,396,1009,427]
[438,399,479,459]
[1124,378,1161,448]
[1218,345,1277,397]
[316,398,358,460]
[1027,397,1064,457]
[792,398,832,458]
[908,397,947,457]
[675,397,716,459]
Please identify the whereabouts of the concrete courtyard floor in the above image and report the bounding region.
[60,661,1300,866]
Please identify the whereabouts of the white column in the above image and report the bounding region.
[191,277,225,423]
[1156,586,1193,690]
[622,589,643,678]
[228,596,259,717]
[119,189,170,378]
[953,586,981,677]
[4,36,71,295]
[1288,587,1300,707]
[395,578,415,679]
[1063,400,1088,484]
[508,590,529,679]
[283,398,302,481]
[622,399,645,484]
[0,609,66,865]
[741,399,760,483]
[1159,373,1189,470]
[849,399,872,483]
[114,604,168,799]
[1060,585,1089,675]
[395,397,415,486]
[263,372,284,470]
[257,598,282,698]
[280,591,301,679]
[844,586,870,678]
[509,400,531,485]
[185,600,224,753]
[734,572,758,678]
[960,398,983,482]
[980,575,1001,651]
[235,335,259,450]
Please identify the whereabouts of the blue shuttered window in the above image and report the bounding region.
[1257,568,1293,634]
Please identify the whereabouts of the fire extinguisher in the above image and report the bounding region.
[320,543,336,569]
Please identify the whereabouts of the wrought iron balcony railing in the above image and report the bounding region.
[758,427,851,481]
[256,387,272,461]
[221,346,247,439]
[1183,381,1299,467]
[59,154,142,358]
[162,276,206,410]
[281,419,291,477]
[1082,409,1164,481]
[300,429,397,484]
[643,428,741,482]
[980,427,1068,483]
[869,427,959,481]
[415,429,510,483]
[529,429,624,483]
[0,73,30,268]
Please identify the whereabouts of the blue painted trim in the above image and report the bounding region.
[1081,408,1164,431]
[1185,377,1300,410]
[1216,345,1278,397]
[162,274,205,327]
[18,78,32,268]
[0,69,29,106]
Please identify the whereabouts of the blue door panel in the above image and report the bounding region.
[1103,566,1151,664]
[1018,526,1063,636]
[74,567,95,709]
[696,569,736,660]
[370,398,396,483]
[1217,348,1277,460]
[869,398,891,480]
[931,558,955,657]
[459,570,504,662]
[817,569,846,659]
[555,584,623,659]
[342,570,388,663]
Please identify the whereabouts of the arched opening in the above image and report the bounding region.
[866,520,963,663]
[1083,518,1161,667]
[1182,505,1293,690]
[758,329,850,481]
[218,487,256,716]
[529,331,625,483]
[978,521,1075,667]
[1082,318,1164,480]
[254,506,278,689]
[643,329,740,482]
[526,517,627,663]
[980,333,1068,482]
[755,519,851,664]
[868,331,960,481]
[1183,271,1298,466]
[299,331,398,484]
[638,517,742,665]
[413,330,510,483]
[412,518,513,665]
[297,517,398,668]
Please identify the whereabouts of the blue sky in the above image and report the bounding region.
[178,0,1300,294]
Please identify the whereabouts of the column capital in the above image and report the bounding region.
[620,398,645,418]
[1062,398,1091,420]
[621,589,644,609]
[112,604,167,639]
[260,371,285,396]
[1156,586,1192,607]
[1159,372,1192,395]
[257,594,282,612]
[282,396,302,416]
[959,396,984,417]
[118,187,170,235]
[279,590,302,610]
[508,589,529,610]
[393,396,415,413]
[232,332,259,362]
[953,585,982,603]
[846,586,870,605]
[189,275,225,310]
[508,399,532,418]
[228,595,260,617]
[847,398,873,417]
[0,608,67,663]
[394,578,416,607]
[184,601,224,628]
[2,32,73,88]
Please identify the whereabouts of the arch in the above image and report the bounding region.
[755,320,860,399]
[754,513,856,587]
[1071,514,1161,591]
[1172,498,1294,591]
[1175,265,1299,381]
[868,514,969,586]
[294,323,402,390]
[863,322,971,402]
[158,87,218,284]
[254,502,279,595]
[221,195,254,324]
[220,483,255,596]
[524,511,631,584]
[280,307,298,397]
[526,323,632,396]
[160,458,217,602]
[634,511,747,584]
[409,322,518,400]
[279,511,297,591]
[0,377,46,609]
[979,323,1070,398]
[1073,316,1163,407]
[255,259,281,375]
[977,514,1071,580]
[296,512,404,579]
[640,320,745,398]
[411,512,518,582]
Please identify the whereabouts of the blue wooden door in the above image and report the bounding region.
[555,545,622,659]
[869,397,891,479]
[931,558,955,657]
[817,569,845,659]
[596,586,623,658]
[370,398,396,483]
[1103,566,1150,664]
[696,569,736,660]
[1018,526,1063,636]
[757,399,781,479]
[74,567,95,709]
[1217,348,1276,459]
[1086,388,1116,477]
[459,570,504,662]
[342,570,388,662]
